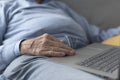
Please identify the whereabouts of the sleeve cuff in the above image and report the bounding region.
[14,40,23,56]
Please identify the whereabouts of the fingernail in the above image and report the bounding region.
[70,50,75,54]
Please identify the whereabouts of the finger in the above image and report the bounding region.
[40,51,66,57]
[41,40,73,51]
[42,46,75,56]
[27,45,75,56]
[32,33,72,50]
[32,48,66,57]
[31,38,71,50]
[51,47,75,56]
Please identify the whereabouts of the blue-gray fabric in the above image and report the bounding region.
[1,55,104,80]
[0,0,120,78]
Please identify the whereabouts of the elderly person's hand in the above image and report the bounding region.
[20,33,75,57]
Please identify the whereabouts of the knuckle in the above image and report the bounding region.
[46,51,51,56]
[43,33,49,38]
[49,51,55,56]
[38,50,43,56]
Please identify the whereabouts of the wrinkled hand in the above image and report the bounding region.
[20,33,75,57]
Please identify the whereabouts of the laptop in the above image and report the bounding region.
[119,65,120,80]
[48,43,120,80]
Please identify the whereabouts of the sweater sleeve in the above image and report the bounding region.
[0,2,21,73]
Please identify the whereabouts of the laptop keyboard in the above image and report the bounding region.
[78,47,120,73]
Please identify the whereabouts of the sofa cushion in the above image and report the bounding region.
[60,0,120,29]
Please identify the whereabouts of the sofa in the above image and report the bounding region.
[60,0,120,30]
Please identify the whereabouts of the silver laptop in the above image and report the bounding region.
[48,43,120,80]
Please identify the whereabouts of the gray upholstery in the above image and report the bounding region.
[60,0,120,29]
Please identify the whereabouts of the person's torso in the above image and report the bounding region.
[3,0,89,48]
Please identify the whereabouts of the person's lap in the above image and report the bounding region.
[1,55,104,80]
